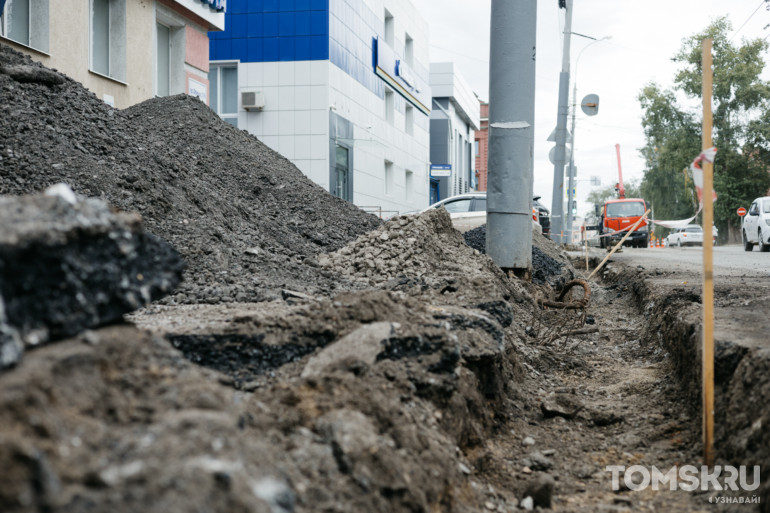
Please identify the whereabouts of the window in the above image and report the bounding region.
[404,33,413,66]
[90,0,126,81]
[441,199,472,214]
[384,9,394,46]
[405,169,413,201]
[606,201,644,218]
[764,199,770,214]
[385,88,394,125]
[472,198,487,212]
[333,144,350,201]
[474,140,480,156]
[384,161,393,195]
[156,23,170,97]
[405,105,414,135]
[209,65,238,127]
[1,0,49,52]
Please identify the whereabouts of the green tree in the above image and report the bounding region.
[586,180,641,206]
[638,17,770,241]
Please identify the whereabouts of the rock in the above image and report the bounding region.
[459,462,472,475]
[251,476,295,513]
[0,64,65,85]
[280,289,318,302]
[523,473,555,509]
[301,322,396,377]
[0,299,23,368]
[0,187,184,367]
[540,392,584,419]
[520,496,534,510]
[523,451,553,471]
[590,410,624,426]
[522,436,536,447]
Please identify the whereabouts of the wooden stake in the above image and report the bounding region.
[587,210,650,280]
[584,222,589,270]
[701,38,715,467]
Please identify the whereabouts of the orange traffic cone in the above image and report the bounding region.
[649,239,654,248]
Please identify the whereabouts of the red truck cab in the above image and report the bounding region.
[600,198,650,249]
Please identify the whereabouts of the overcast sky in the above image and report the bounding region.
[415,0,770,216]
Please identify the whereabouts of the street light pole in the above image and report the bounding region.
[549,0,573,245]
[565,36,610,242]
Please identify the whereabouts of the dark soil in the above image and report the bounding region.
[463,224,573,287]
[0,43,380,304]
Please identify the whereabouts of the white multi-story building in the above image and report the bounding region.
[429,62,479,203]
[209,0,431,215]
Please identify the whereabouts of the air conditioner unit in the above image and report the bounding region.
[241,90,265,111]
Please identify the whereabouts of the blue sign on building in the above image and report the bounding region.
[200,0,226,12]
[373,37,430,115]
[430,164,451,177]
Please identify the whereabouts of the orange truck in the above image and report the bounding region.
[598,144,651,249]
[599,198,650,249]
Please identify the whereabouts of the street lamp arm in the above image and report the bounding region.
[565,35,611,241]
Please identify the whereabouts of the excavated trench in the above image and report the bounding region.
[595,259,769,511]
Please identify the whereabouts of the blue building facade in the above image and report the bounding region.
[208,0,432,214]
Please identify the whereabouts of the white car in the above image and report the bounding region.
[665,225,706,247]
[425,193,541,233]
[742,196,770,252]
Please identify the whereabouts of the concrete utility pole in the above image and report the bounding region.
[566,80,578,240]
[549,0,573,244]
[486,0,537,272]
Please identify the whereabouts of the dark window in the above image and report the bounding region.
[685,226,702,232]
[472,198,487,212]
[606,201,644,218]
[442,199,472,213]
[333,144,350,201]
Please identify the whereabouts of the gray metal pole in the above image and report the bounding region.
[566,80,578,242]
[486,0,537,271]
[549,0,573,244]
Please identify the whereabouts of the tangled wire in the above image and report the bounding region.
[532,279,596,349]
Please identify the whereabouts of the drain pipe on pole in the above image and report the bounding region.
[486,0,537,276]
[549,0,574,244]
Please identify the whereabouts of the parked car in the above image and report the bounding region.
[424,192,542,233]
[532,196,551,235]
[665,224,713,247]
[741,196,770,252]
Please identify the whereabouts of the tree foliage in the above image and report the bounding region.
[586,181,641,213]
[637,17,770,239]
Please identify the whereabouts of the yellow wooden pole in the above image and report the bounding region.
[701,38,715,467]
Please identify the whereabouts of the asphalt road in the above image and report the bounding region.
[609,244,770,278]
[581,243,770,350]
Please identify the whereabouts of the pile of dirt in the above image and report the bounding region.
[463,224,575,288]
[319,210,534,309]
[0,43,380,304]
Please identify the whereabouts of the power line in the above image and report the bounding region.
[429,44,488,64]
[730,0,767,41]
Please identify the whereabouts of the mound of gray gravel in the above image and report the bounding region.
[0,43,380,304]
